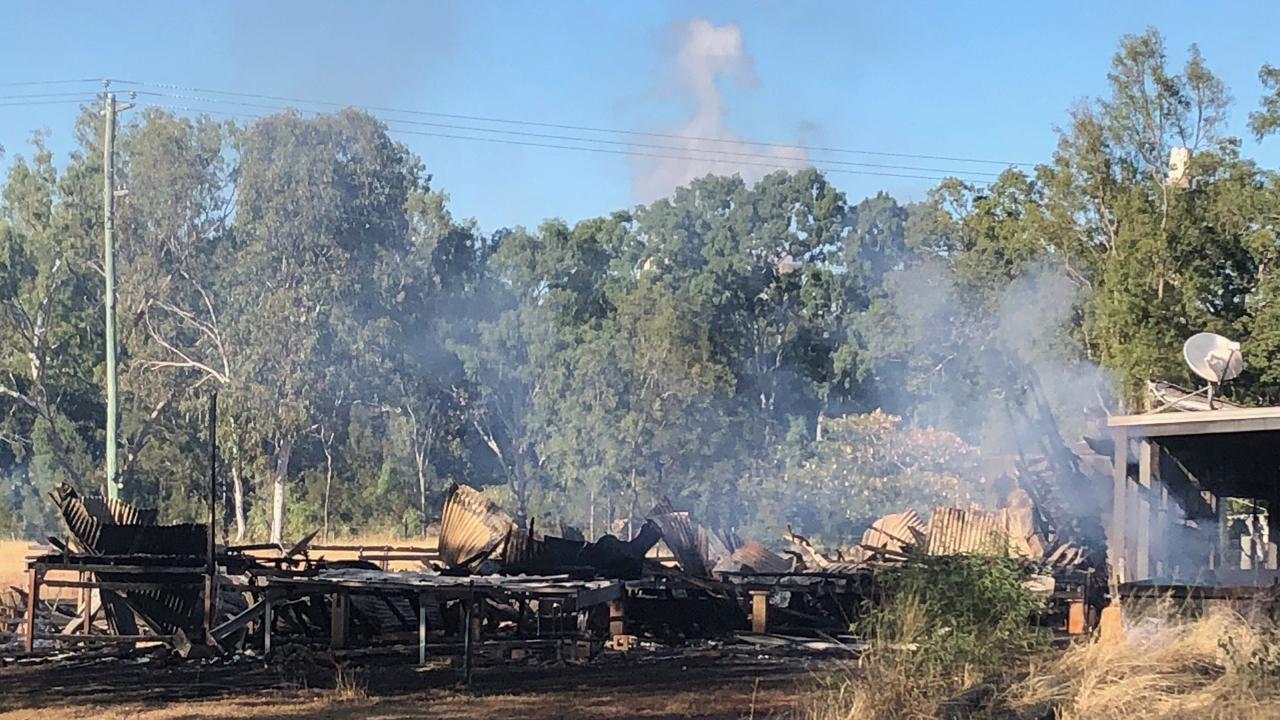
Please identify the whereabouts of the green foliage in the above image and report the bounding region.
[1251,64,1280,141]
[857,553,1048,674]
[782,411,987,543]
[1,30,1279,544]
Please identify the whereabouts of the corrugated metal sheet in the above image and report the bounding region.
[648,511,709,577]
[501,525,539,566]
[48,483,206,634]
[727,541,792,574]
[862,510,926,554]
[438,483,517,570]
[925,507,1015,557]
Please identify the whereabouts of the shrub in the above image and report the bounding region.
[856,553,1048,675]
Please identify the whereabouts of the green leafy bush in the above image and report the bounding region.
[856,553,1048,674]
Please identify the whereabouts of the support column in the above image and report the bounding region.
[263,594,273,656]
[80,573,92,636]
[1067,600,1086,635]
[418,591,428,665]
[24,567,40,654]
[1136,439,1154,581]
[750,591,770,634]
[462,595,477,685]
[1217,494,1231,571]
[331,591,349,650]
[1110,428,1129,585]
[608,599,626,637]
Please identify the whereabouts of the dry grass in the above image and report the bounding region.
[808,606,1280,720]
[1005,608,1280,720]
[0,540,33,591]
[330,662,368,702]
[0,539,78,602]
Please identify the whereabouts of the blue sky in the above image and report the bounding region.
[2,1,1278,232]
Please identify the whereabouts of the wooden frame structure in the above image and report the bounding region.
[257,570,621,679]
[22,554,209,653]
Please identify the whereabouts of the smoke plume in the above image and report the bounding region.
[631,19,809,203]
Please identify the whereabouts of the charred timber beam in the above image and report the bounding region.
[211,599,264,643]
[29,562,207,575]
[40,580,204,591]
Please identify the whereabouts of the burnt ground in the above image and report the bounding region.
[0,646,838,720]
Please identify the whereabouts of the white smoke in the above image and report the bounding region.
[632,19,809,203]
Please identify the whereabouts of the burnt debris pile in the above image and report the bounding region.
[3,470,1106,676]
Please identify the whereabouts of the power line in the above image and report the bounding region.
[136,90,1008,178]
[0,97,101,108]
[119,78,1035,168]
[0,91,106,100]
[141,101,995,184]
[0,78,107,88]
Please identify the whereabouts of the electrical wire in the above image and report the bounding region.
[0,91,106,101]
[0,97,101,108]
[0,78,107,88]
[140,101,998,184]
[135,91,1007,178]
[117,78,1035,168]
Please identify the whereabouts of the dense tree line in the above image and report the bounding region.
[2,31,1278,545]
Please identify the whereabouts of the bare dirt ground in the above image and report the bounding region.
[0,649,822,720]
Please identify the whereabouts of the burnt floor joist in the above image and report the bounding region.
[1107,406,1280,586]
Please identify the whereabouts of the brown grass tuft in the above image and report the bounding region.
[1005,608,1280,720]
[331,661,368,702]
[808,605,1280,720]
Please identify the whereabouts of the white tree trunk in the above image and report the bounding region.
[322,436,334,542]
[231,462,247,541]
[270,436,293,545]
[416,445,427,526]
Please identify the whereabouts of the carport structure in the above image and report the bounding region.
[1107,406,1280,587]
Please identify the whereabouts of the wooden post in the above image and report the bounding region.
[80,574,91,636]
[1067,600,1086,635]
[331,591,349,650]
[462,595,476,684]
[24,567,40,653]
[750,591,769,634]
[608,599,626,637]
[418,591,428,665]
[1110,428,1129,585]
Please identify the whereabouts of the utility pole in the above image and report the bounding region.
[102,85,133,500]
[103,89,120,500]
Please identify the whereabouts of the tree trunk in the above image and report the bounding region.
[322,435,334,542]
[270,436,293,545]
[511,469,529,526]
[628,467,639,541]
[415,444,428,527]
[231,462,247,542]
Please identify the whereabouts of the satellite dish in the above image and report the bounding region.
[1183,333,1243,384]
